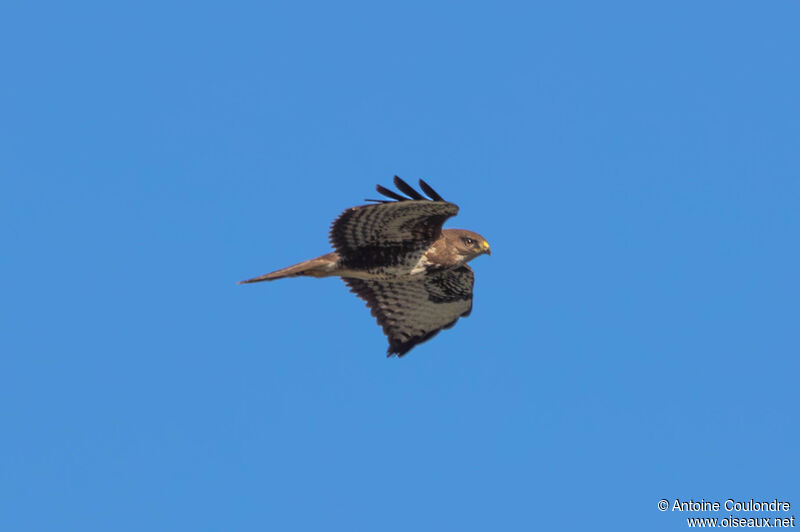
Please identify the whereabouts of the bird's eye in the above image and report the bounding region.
[463,237,475,246]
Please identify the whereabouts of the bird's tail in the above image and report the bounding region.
[238,252,340,284]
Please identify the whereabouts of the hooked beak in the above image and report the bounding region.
[481,240,491,256]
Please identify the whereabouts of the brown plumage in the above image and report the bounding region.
[240,177,491,357]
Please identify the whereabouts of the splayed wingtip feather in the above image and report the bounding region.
[418,179,444,201]
[393,176,425,200]
[376,184,407,201]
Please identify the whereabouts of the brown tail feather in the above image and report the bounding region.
[239,252,339,284]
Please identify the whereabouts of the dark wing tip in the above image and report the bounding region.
[386,329,444,358]
[393,176,425,200]
[387,340,414,357]
[375,176,445,203]
[418,179,445,201]
[387,345,412,358]
[375,184,407,201]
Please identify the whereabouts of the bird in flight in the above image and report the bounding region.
[240,176,491,357]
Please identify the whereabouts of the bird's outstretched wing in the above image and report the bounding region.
[344,265,474,357]
[330,176,458,268]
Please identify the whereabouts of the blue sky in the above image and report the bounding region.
[2,1,798,530]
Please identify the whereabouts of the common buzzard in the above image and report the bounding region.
[240,177,491,357]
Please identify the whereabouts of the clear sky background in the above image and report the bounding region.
[2,1,798,530]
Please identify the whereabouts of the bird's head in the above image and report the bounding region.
[443,229,491,261]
